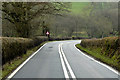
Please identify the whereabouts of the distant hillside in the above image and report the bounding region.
[71,2,89,15]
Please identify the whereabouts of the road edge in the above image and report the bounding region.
[7,43,47,79]
[74,43,120,77]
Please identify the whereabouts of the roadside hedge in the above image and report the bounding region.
[1,36,48,65]
[80,37,120,63]
[1,36,87,65]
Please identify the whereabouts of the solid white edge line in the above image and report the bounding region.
[7,43,47,79]
[58,44,69,79]
[61,43,77,79]
[74,41,120,76]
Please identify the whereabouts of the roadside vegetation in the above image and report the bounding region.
[2,40,48,79]
[51,2,118,38]
[1,36,74,79]
[1,2,71,79]
[1,37,48,65]
[2,2,118,38]
[1,2,119,79]
[76,37,120,71]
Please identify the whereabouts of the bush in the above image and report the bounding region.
[80,37,120,62]
[2,37,31,64]
[49,37,72,41]
[1,36,89,65]
[1,36,48,65]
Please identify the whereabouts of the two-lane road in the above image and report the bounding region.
[8,40,119,80]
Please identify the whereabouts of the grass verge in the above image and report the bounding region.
[76,44,120,72]
[2,41,48,79]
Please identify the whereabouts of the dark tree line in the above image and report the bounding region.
[49,2,118,38]
[2,2,118,38]
[2,2,71,38]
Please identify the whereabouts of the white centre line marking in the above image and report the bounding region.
[59,43,77,80]
[58,44,69,79]
[61,43,76,79]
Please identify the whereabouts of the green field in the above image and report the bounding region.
[71,2,90,14]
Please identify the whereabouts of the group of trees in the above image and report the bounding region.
[50,2,118,38]
[84,2,118,38]
[2,2,118,38]
[49,14,85,37]
[2,2,70,38]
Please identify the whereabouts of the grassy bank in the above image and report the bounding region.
[2,41,48,79]
[76,37,120,72]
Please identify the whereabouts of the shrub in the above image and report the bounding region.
[1,36,48,65]
[1,36,89,65]
[2,37,32,64]
[80,37,120,62]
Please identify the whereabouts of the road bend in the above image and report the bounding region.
[8,40,119,80]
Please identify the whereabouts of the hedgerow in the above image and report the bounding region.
[80,37,120,63]
[1,36,86,65]
[1,37,48,65]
